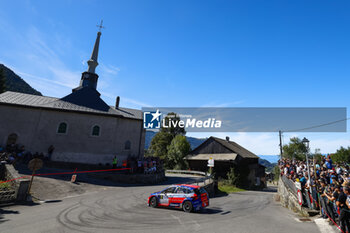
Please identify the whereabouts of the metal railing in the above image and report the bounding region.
[166,170,207,176]
[166,170,213,187]
[281,175,297,196]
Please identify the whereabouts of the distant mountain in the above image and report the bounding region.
[145,131,206,150]
[0,64,42,96]
[259,155,279,163]
[258,158,277,172]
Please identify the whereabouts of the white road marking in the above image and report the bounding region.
[171,214,185,227]
[191,219,201,231]
[314,218,337,233]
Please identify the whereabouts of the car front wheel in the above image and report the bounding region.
[150,196,158,208]
[182,201,193,213]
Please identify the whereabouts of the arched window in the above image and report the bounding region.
[125,140,131,150]
[57,122,68,134]
[6,133,18,145]
[92,125,100,136]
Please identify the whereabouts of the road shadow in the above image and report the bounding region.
[198,208,225,215]
[0,208,19,224]
[155,206,224,215]
[211,190,229,198]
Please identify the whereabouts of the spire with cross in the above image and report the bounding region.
[75,21,106,91]
[97,20,105,33]
[86,20,105,74]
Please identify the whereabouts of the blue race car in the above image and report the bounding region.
[148,184,209,212]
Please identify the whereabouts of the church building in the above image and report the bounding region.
[0,30,145,165]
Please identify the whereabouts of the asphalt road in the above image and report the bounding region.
[0,174,321,233]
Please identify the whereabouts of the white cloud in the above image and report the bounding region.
[100,64,120,75]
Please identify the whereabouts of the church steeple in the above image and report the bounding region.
[87,31,101,74]
[75,21,104,91]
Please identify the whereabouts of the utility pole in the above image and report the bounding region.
[279,130,283,157]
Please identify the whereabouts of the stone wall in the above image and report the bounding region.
[277,176,309,216]
[0,105,145,165]
[0,164,29,203]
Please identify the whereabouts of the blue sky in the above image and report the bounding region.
[1,0,350,156]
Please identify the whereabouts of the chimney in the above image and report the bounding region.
[115,96,120,108]
[226,136,230,142]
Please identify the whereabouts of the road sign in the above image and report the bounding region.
[28,158,43,171]
[71,174,77,183]
[208,157,214,167]
[27,158,43,195]
[297,190,303,206]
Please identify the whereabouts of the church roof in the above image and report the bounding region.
[0,91,142,120]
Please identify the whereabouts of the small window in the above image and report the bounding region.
[124,140,131,150]
[162,187,176,194]
[176,187,192,194]
[92,125,100,136]
[57,122,67,134]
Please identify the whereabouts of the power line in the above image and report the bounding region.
[278,117,349,155]
[283,117,350,133]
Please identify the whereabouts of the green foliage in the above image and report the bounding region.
[282,137,308,161]
[0,68,6,94]
[165,135,191,170]
[218,181,246,194]
[272,165,280,181]
[313,148,323,163]
[332,146,350,164]
[147,131,173,159]
[0,182,11,190]
[148,113,189,169]
[226,164,250,188]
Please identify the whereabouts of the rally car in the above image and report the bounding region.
[147,184,209,212]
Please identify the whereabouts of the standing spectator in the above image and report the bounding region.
[112,156,118,169]
[47,145,54,161]
[337,186,350,232]
[137,160,142,173]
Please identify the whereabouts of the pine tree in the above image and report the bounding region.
[0,68,6,94]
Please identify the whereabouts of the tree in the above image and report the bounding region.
[0,68,6,94]
[272,165,280,181]
[313,148,323,163]
[147,131,173,159]
[148,112,186,160]
[282,137,308,161]
[226,164,249,188]
[332,147,350,164]
[165,135,191,170]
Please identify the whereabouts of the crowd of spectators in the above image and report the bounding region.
[1,143,165,176]
[279,156,350,232]
[133,156,163,174]
[0,143,49,165]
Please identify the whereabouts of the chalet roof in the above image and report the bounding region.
[0,91,142,120]
[211,136,259,159]
[187,136,259,160]
[186,153,237,161]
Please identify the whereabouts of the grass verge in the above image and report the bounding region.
[218,181,246,194]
